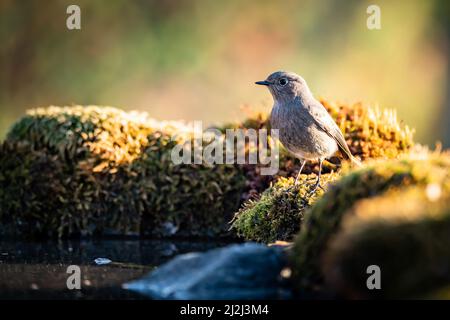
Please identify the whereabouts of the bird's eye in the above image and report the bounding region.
[279,78,288,86]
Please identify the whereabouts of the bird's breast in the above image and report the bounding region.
[270,104,338,160]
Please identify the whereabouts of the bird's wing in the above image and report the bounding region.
[309,102,360,165]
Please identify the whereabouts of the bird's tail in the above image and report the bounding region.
[338,145,362,168]
[349,155,362,168]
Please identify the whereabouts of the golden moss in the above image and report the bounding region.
[321,99,414,160]
[231,173,341,243]
[7,106,191,168]
[322,187,450,299]
[291,150,450,292]
[0,106,245,238]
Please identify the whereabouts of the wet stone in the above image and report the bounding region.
[124,242,292,299]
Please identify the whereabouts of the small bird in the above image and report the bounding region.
[256,71,360,190]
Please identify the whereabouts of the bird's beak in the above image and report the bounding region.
[255,80,271,86]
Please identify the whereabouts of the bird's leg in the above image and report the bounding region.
[311,159,324,192]
[294,159,306,185]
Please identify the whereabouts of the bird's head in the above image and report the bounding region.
[255,71,311,103]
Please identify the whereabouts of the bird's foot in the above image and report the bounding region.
[309,180,325,194]
[288,177,304,193]
[295,173,314,185]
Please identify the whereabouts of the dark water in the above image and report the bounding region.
[0,239,233,300]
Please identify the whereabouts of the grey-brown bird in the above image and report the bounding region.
[256,71,360,190]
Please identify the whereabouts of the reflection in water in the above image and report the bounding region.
[0,239,233,299]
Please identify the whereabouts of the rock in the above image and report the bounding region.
[322,186,450,299]
[123,242,292,299]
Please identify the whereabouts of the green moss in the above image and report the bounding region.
[0,106,246,238]
[322,187,450,299]
[291,151,450,292]
[231,173,341,243]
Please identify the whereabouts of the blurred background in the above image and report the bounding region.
[0,0,449,146]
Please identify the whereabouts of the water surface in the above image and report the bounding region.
[0,239,232,299]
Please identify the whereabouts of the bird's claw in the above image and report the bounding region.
[309,180,325,194]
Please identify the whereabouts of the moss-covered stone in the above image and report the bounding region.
[291,150,450,292]
[0,99,416,239]
[322,187,450,299]
[231,173,341,243]
[0,106,246,238]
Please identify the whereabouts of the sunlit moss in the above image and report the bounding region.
[291,150,450,293]
[321,99,414,160]
[0,106,246,238]
[231,173,341,243]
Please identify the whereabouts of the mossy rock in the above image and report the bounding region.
[231,173,341,243]
[225,99,415,201]
[322,187,450,299]
[291,150,450,292]
[0,106,246,238]
[0,100,415,239]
